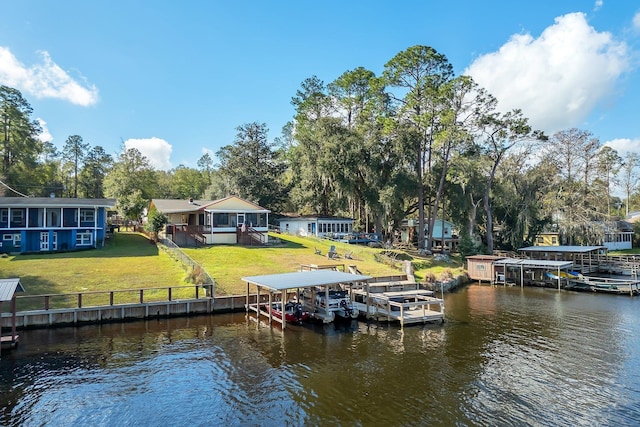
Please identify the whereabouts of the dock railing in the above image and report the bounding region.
[157,237,216,290]
[4,283,215,312]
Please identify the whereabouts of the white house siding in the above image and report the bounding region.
[603,232,633,251]
[280,220,313,237]
[279,218,354,238]
[211,233,238,244]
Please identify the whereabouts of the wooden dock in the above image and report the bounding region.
[352,281,445,327]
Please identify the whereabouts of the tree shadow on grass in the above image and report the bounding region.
[0,274,62,311]
[244,241,307,249]
[7,232,159,261]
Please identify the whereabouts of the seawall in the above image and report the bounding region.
[1,295,252,330]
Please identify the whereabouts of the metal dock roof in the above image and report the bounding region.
[0,278,24,302]
[493,258,574,269]
[518,246,606,253]
[242,270,371,291]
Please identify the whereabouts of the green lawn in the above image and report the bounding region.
[182,234,465,295]
[0,232,188,298]
[609,248,640,255]
[0,232,465,304]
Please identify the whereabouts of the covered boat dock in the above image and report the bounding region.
[492,258,574,290]
[518,246,606,274]
[242,270,371,329]
[1,278,24,356]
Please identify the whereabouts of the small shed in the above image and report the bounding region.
[466,255,507,283]
[0,278,24,351]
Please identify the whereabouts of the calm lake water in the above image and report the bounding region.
[2,284,640,426]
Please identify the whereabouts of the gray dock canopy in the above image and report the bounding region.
[518,245,605,253]
[0,278,24,302]
[242,270,371,291]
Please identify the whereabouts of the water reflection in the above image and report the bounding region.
[1,286,639,426]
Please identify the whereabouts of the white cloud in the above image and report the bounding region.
[594,0,603,11]
[0,47,99,106]
[124,137,173,170]
[465,12,630,135]
[603,138,640,157]
[201,147,215,157]
[36,118,53,143]
[633,12,640,31]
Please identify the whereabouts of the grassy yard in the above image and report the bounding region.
[609,248,640,255]
[182,234,466,295]
[0,232,188,298]
[0,231,466,304]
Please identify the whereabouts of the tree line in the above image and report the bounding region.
[2,45,639,253]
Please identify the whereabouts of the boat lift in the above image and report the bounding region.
[243,270,371,330]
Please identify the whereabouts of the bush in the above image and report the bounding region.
[457,232,477,258]
[185,265,207,285]
[438,269,454,282]
[423,272,436,283]
[144,208,168,240]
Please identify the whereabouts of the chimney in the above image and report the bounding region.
[188,197,193,204]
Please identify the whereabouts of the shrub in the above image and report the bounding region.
[423,272,436,283]
[185,265,207,285]
[438,269,454,282]
[144,208,168,241]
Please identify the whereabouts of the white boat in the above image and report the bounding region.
[302,287,359,322]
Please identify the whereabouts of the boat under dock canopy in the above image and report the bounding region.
[243,270,371,329]
[492,258,574,290]
[517,245,606,274]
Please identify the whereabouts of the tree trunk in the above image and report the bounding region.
[484,157,500,254]
[417,149,425,250]
[484,185,494,254]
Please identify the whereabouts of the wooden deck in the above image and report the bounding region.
[353,288,445,327]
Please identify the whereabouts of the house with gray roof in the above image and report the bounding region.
[149,196,270,246]
[0,197,115,254]
[277,215,354,239]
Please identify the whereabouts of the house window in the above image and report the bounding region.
[76,232,92,246]
[476,264,486,271]
[245,213,257,227]
[212,213,229,227]
[0,209,7,224]
[552,237,557,244]
[11,209,24,225]
[13,234,21,248]
[80,209,95,223]
[3,234,12,241]
[308,223,313,233]
[47,208,61,227]
[537,237,544,243]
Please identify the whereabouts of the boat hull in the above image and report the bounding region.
[264,302,310,324]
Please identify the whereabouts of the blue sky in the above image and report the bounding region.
[1,1,639,170]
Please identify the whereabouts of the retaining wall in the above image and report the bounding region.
[2,295,254,330]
